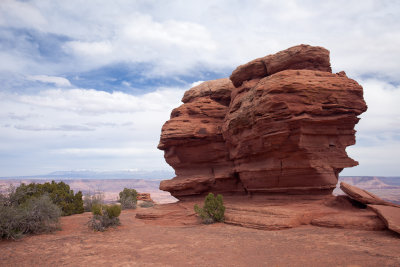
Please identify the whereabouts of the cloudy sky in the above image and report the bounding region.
[0,0,399,177]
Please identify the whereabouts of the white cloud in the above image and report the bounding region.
[1,0,397,80]
[191,81,204,87]
[61,14,217,75]
[342,78,400,176]
[121,81,131,87]
[353,78,400,142]
[14,124,93,132]
[344,142,400,176]
[54,147,155,157]
[0,0,47,29]
[27,75,72,87]
[13,87,184,114]
[64,41,113,57]
[0,86,185,176]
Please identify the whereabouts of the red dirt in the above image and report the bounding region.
[1,207,400,266]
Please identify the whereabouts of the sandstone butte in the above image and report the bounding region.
[150,44,400,235]
[158,44,367,198]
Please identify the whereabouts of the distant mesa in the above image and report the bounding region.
[158,44,367,199]
[1,170,175,180]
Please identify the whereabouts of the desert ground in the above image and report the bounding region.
[1,207,399,267]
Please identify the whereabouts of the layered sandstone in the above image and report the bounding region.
[158,79,243,198]
[158,44,367,199]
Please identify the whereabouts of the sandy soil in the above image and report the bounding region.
[1,208,400,267]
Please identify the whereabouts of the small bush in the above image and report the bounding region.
[88,204,121,231]
[139,201,154,208]
[83,191,104,212]
[194,193,225,224]
[104,204,121,218]
[0,194,61,240]
[118,188,138,209]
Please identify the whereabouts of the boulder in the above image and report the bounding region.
[339,182,400,234]
[368,205,400,235]
[158,45,367,199]
[340,182,399,207]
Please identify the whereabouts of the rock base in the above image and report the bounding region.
[136,194,385,231]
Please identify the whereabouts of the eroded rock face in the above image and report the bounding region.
[223,70,367,194]
[158,44,367,199]
[158,78,244,198]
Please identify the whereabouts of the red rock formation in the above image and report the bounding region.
[158,44,367,199]
[137,193,153,202]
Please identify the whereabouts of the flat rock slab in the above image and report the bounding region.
[368,205,400,235]
[136,203,198,226]
[340,182,399,207]
[137,195,386,232]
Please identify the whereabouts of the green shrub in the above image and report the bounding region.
[104,204,121,218]
[0,194,61,240]
[139,201,154,208]
[91,204,102,216]
[73,191,84,214]
[88,204,121,231]
[194,193,225,224]
[83,191,104,212]
[10,181,84,216]
[118,188,138,209]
